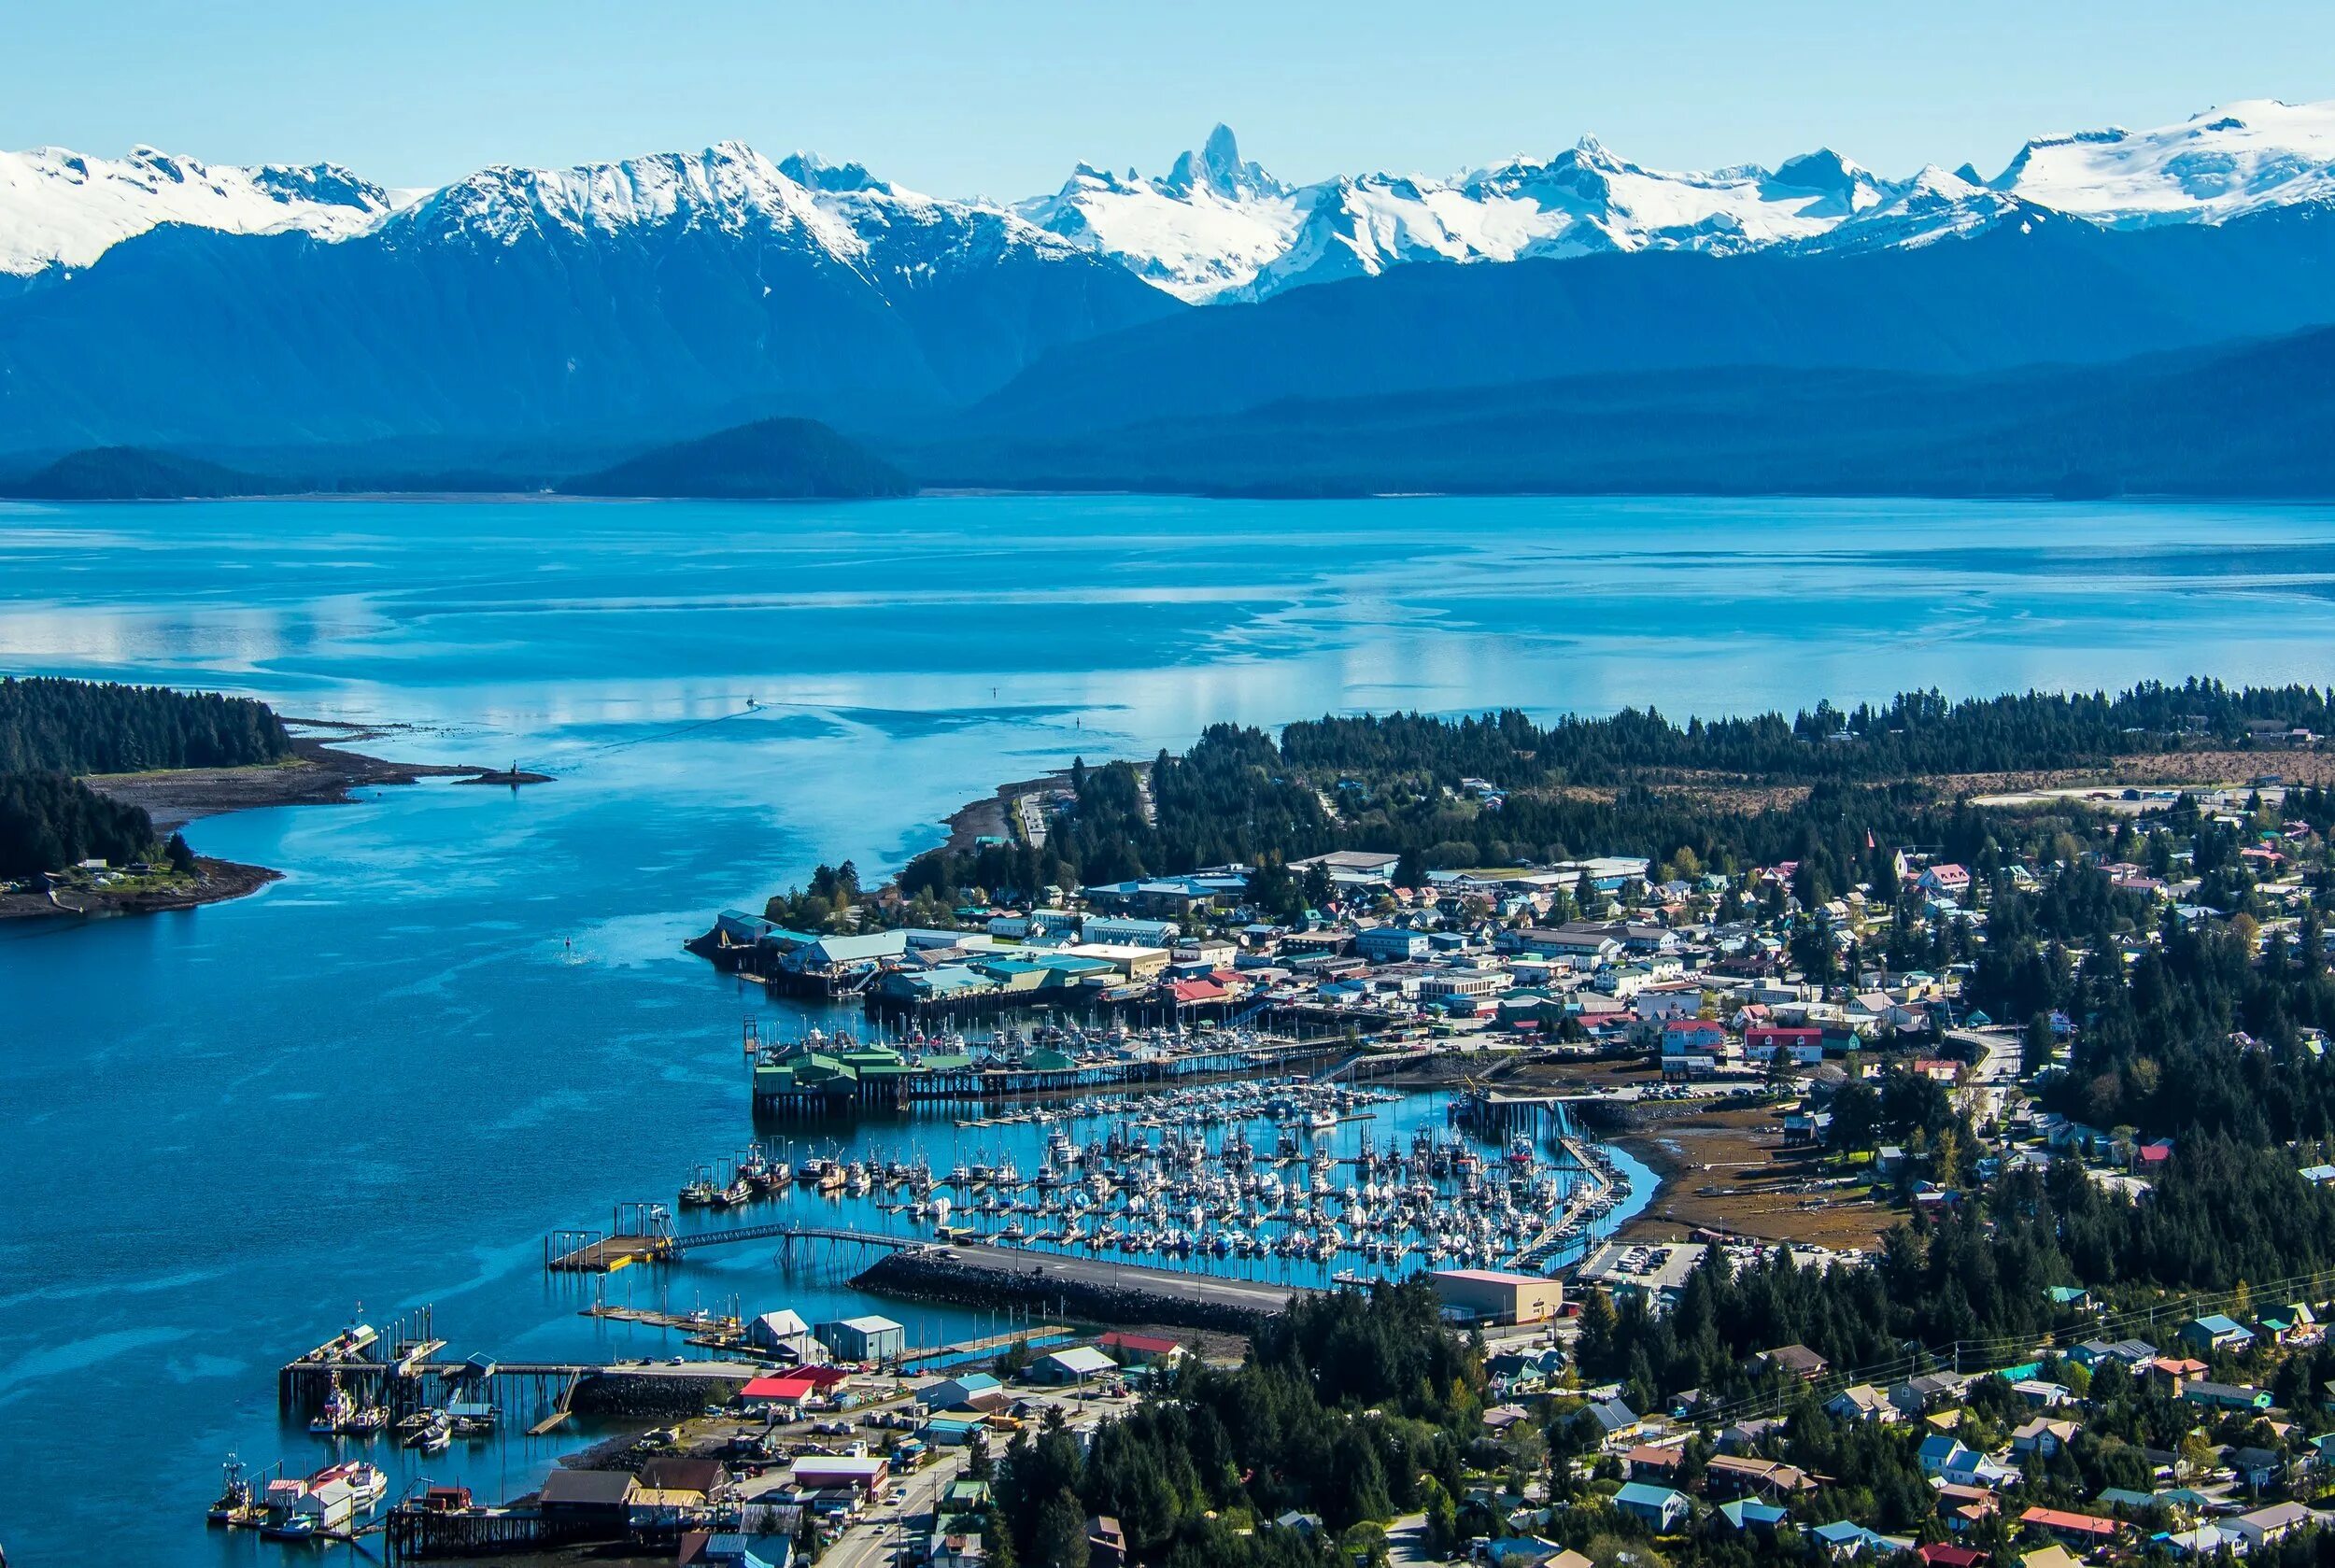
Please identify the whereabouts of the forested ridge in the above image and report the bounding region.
[884,680,2327,925]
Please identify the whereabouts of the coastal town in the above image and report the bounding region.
[215,736,2335,1568]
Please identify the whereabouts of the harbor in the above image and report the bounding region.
[164,999,1653,1562]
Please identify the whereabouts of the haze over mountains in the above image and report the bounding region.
[5,97,2335,496]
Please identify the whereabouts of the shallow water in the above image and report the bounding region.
[3,492,2335,1560]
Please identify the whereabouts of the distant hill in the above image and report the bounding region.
[950,205,2335,442]
[2,445,288,500]
[901,323,2335,501]
[557,417,914,500]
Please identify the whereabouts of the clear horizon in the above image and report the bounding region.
[7,0,2333,198]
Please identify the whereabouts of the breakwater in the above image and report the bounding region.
[854,1241,1295,1334]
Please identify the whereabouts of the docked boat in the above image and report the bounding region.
[207,1455,255,1525]
[403,1409,453,1452]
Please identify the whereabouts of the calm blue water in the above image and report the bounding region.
[4,492,2335,1561]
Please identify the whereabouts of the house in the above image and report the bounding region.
[2257,1306,2319,1347]
[1028,1346,1118,1385]
[1920,1436,1978,1476]
[1825,1383,1898,1423]
[1717,1418,1785,1455]
[2018,1506,2122,1548]
[1759,1344,1829,1381]
[2009,1380,2072,1409]
[1811,1521,1914,1560]
[1625,1444,1687,1483]
[2010,1419,2079,1459]
[1704,1455,1817,1500]
[2177,1314,2256,1357]
[1716,1499,1790,1534]
[1611,1482,1691,1532]
[2067,1338,2158,1370]
[1482,1541,1590,1568]
[2019,1549,2084,1568]
[2232,1502,2314,1551]
[930,1533,987,1568]
[1588,1398,1641,1448]
[1890,1372,1971,1417]
[1936,1482,2002,1533]
[2158,1524,2247,1558]
[1923,1437,2021,1490]
[1746,1025,1825,1065]
[1919,864,1973,897]
[2146,1355,2209,1394]
[2181,1379,2271,1412]
[2229,1447,2286,1491]
[1917,1547,1988,1568]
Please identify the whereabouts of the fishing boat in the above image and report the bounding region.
[207,1456,256,1525]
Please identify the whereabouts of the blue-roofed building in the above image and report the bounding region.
[1808,1521,1913,1560]
[1612,1483,1691,1532]
[2177,1314,2255,1356]
[1717,1499,1790,1533]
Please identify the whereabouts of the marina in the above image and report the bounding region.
[551,1064,1645,1292]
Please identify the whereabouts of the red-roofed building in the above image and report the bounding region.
[1746,1026,1823,1065]
[2019,1506,2122,1546]
[1918,1545,1988,1568]
[1097,1332,1186,1366]
[1169,978,1227,1005]
[743,1374,821,1410]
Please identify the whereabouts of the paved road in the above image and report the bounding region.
[820,1449,967,1568]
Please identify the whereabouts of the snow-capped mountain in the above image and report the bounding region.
[1019,127,1905,301]
[10,98,2335,298]
[1023,101,2335,299]
[0,145,402,275]
[1995,98,2335,226]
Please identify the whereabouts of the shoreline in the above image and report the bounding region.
[4,731,552,924]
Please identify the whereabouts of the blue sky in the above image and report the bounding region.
[10,0,2333,195]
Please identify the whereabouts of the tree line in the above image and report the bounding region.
[982,1282,1484,1568]
[0,674,290,774]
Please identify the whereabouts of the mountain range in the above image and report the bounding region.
[4,98,2335,488]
